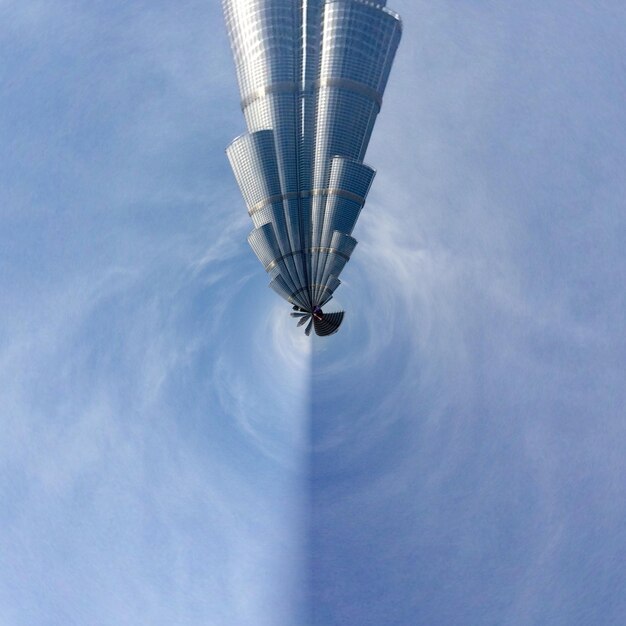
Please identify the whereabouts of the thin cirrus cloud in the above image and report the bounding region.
[309,1,626,624]
[1,1,626,625]
[1,1,306,625]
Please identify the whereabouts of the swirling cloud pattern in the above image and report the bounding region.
[309,2,626,624]
[1,1,625,625]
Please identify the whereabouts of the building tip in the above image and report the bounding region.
[291,306,344,336]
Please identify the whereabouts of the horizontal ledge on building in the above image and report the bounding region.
[249,187,366,215]
[290,283,336,299]
[265,247,351,272]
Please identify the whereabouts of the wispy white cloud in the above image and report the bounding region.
[0,2,307,624]
[3,0,626,624]
[309,0,626,623]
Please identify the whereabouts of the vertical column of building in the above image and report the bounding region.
[309,0,402,306]
[227,130,314,309]
[311,0,401,193]
[223,0,310,305]
[311,157,376,305]
[297,0,322,302]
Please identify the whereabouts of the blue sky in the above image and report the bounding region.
[1,1,625,624]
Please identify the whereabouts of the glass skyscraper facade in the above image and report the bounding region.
[224,0,402,335]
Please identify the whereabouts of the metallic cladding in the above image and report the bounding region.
[223,0,401,312]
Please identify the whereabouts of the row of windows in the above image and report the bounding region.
[317,256,348,296]
[248,224,309,298]
[321,199,362,240]
[312,97,379,184]
[230,133,373,248]
[269,274,307,307]
[248,222,280,267]
[327,155,376,197]
[249,224,356,291]
[227,0,400,105]
[229,139,374,232]
[248,246,356,309]
[237,90,379,198]
[227,131,283,208]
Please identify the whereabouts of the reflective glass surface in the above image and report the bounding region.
[224,0,402,310]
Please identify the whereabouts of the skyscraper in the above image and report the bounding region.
[224,0,402,335]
